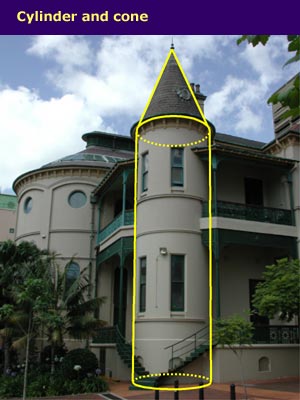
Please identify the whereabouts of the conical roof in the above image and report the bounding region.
[143,53,203,121]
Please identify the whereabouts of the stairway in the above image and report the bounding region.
[114,326,159,389]
[165,324,212,372]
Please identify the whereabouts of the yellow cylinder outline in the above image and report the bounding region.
[131,48,213,391]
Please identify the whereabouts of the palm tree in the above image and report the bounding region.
[0,240,45,374]
[41,260,106,373]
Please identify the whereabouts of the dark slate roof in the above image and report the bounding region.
[143,54,203,120]
[215,133,266,149]
[42,146,133,169]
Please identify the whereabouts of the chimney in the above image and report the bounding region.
[194,82,206,112]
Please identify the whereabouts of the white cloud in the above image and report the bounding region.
[0,85,105,192]
[1,35,296,191]
[235,106,262,132]
[27,35,92,69]
[27,35,236,119]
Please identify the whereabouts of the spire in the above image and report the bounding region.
[142,53,203,121]
[170,37,174,49]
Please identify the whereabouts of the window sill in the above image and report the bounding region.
[171,312,185,317]
[171,187,185,193]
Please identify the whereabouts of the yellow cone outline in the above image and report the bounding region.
[132,48,213,391]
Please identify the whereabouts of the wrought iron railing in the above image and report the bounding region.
[202,201,293,226]
[164,324,210,370]
[98,209,134,243]
[253,325,299,344]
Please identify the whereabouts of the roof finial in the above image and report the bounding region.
[170,37,174,49]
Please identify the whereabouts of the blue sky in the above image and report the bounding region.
[0,35,298,193]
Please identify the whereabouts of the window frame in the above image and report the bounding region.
[139,257,147,312]
[24,197,33,214]
[68,190,87,209]
[171,254,185,312]
[141,152,149,192]
[171,148,184,187]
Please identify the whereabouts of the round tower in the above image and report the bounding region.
[13,131,134,293]
[134,52,211,376]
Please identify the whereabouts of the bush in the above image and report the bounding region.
[61,348,98,380]
[0,374,23,398]
[41,344,68,365]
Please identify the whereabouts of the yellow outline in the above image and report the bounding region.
[135,372,210,381]
[137,115,209,147]
[132,48,213,391]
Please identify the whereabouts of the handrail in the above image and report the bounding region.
[164,324,208,350]
[164,324,210,370]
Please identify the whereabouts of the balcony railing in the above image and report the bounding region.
[253,325,299,344]
[202,201,293,226]
[98,209,134,243]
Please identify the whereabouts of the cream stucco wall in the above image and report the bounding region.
[135,119,210,374]
[0,208,16,241]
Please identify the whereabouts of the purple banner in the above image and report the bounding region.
[0,0,299,34]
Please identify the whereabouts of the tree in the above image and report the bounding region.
[237,35,300,119]
[0,241,106,399]
[252,258,300,322]
[214,314,253,399]
[40,261,106,373]
[0,240,49,375]
[0,241,53,400]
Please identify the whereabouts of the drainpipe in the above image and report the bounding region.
[118,241,124,335]
[212,154,220,319]
[122,170,129,225]
[89,195,97,300]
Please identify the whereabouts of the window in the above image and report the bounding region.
[65,262,80,291]
[24,197,33,214]
[171,255,185,311]
[245,178,263,206]
[68,191,87,208]
[139,257,146,312]
[141,153,149,192]
[171,148,184,187]
[9,228,14,234]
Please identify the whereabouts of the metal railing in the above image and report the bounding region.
[202,200,293,226]
[253,325,299,344]
[98,209,134,243]
[164,324,210,371]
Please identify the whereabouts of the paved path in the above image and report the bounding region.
[7,377,299,400]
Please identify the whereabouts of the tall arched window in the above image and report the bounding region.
[65,262,80,291]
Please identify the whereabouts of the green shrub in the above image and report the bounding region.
[81,376,109,393]
[0,375,23,398]
[61,348,98,380]
[0,366,108,398]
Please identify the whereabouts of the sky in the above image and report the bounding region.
[0,35,298,194]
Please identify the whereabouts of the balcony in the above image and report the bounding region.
[202,201,293,226]
[253,325,299,344]
[98,210,134,243]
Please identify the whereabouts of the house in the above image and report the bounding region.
[13,50,299,384]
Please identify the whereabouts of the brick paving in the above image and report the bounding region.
[6,377,299,400]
